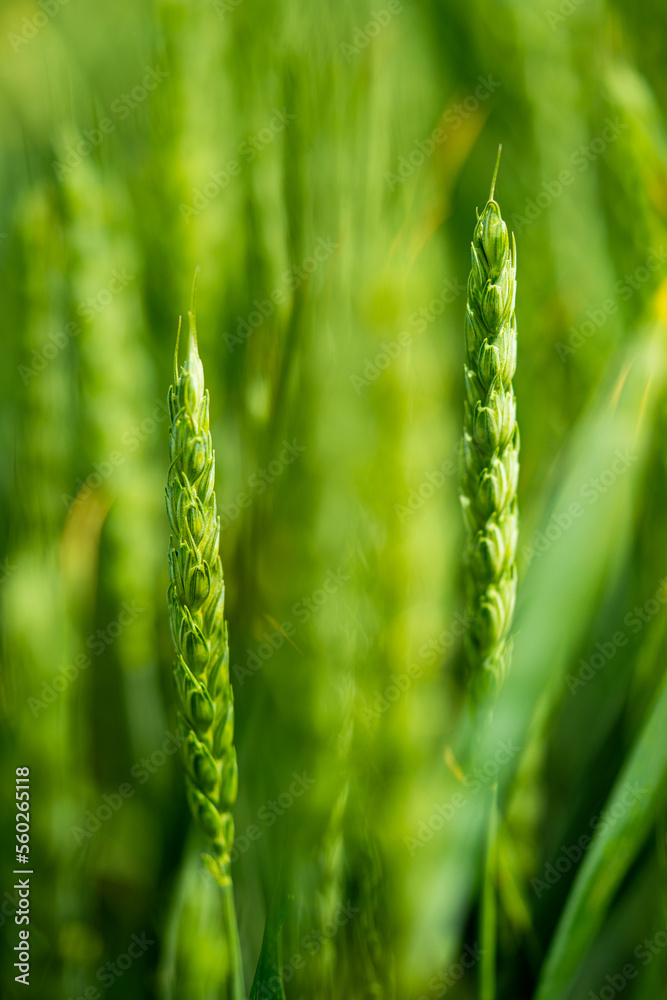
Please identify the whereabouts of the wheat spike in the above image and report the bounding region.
[166,285,238,885]
[460,147,519,703]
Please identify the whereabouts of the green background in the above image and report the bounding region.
[1,0,667,997]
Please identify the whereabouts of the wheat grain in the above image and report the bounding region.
[166,287,238,885]
[460,147,519,703]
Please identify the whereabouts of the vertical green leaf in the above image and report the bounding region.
[535,673,667,1000]
[250,893,292,1000]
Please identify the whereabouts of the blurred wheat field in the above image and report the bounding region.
[1,1,667,998]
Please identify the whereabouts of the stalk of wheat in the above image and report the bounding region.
[460,148,519,704]
[166,293,238,886]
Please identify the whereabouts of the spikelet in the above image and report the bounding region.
[460,149,519,703]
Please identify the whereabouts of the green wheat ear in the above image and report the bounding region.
[166,273,238,885]
[460,147,519,705]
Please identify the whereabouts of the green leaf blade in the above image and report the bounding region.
[535,673,667,1000]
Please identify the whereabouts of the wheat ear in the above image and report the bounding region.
[460,147,519,703]
[166,286,238,885]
